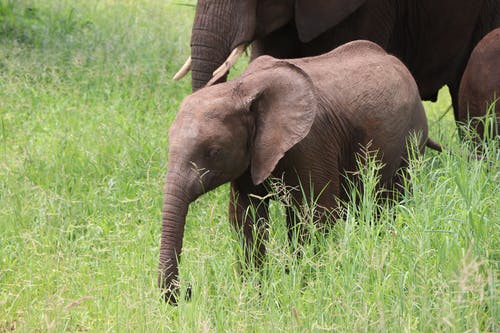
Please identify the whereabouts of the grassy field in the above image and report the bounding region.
[0,1,498,331]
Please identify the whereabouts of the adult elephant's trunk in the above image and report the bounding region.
[190,1,255,91]
[158,173,190,304]
[191,25,230,91]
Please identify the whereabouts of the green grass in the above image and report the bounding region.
[0,1,498,331]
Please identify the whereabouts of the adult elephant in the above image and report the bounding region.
[174,0,500,122]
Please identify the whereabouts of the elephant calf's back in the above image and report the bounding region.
[304,41,428,182]
[302,41,427,143]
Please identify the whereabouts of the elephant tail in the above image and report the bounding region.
[426,138,443,152]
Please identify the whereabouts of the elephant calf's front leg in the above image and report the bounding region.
[229,173,270,270]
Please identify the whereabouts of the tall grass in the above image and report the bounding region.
[1,1,498,331]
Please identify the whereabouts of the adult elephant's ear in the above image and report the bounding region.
[237,57,319,185]
[295,0,367,42]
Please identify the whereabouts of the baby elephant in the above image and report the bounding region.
[458,28,500,141]
[159,40,437,304]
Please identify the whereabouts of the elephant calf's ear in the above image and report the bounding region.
[295,0,367,43]
[245,61,319,185]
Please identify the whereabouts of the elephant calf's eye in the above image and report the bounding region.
[206,147,222,160]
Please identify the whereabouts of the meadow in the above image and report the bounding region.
[0,1,498,331]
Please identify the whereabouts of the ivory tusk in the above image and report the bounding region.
[172,56,192,81]
[211,44,247,80]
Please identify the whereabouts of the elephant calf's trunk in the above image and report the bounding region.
[158,188,189,305]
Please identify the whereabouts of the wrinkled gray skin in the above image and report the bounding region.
[189,0,500,122]
[160,41,431,304]
[458,28,500,142]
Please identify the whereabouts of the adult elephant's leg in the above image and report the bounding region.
[229,170,270,270]
[448,18,491,138]
[449,80,462,122]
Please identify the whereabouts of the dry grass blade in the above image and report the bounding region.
[64,296,94,311]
